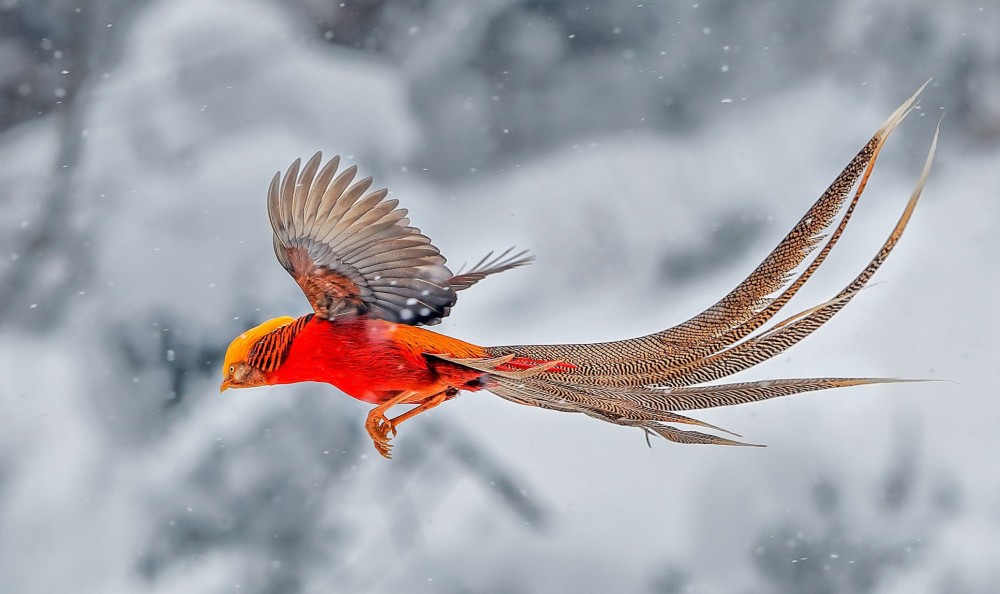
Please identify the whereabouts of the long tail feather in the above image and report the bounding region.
[557,377,921,412]
[459,85,938,449]
[489,89,937,392]
[482,373,921,446]
[430,353,736,435]
[485,376,759,446]
[647,118,939,386]
[638,82,925,350]
[484,82,928,368]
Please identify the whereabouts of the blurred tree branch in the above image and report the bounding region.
[0,0,143,329]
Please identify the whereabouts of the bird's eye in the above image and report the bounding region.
[229,365,235,375]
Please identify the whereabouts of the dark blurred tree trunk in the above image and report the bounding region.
[0,0,144,330]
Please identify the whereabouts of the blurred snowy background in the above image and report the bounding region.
[1,0,997,592]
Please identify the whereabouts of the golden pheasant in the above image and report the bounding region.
[221,84,939,458]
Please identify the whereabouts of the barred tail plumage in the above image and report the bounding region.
[432,84,939,447]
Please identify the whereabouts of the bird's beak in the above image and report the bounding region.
[219,379,232,393]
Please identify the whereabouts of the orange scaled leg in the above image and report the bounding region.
[365,391,449,459]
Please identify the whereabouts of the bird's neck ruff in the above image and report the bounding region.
[223,315,307,375]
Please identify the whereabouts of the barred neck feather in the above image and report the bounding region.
[246,314,314,372]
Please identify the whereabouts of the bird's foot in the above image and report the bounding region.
[365,410,397,459]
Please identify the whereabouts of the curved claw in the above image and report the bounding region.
[365,410,397,459]
[361,391,446,460]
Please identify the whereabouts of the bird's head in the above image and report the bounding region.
[220,316,297,392]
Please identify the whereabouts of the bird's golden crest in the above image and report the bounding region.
[222,316,297,379]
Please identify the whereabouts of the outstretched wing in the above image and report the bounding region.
[268,152,460,324]
[449,248,534,291]
[268,153,531,325]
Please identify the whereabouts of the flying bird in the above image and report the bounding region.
[221,84,939,458]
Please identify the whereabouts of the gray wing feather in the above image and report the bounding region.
[268,152,457,325]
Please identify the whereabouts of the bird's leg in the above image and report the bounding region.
[365,391,450,459]
[387,391,448,428]
[365,391,416,459]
